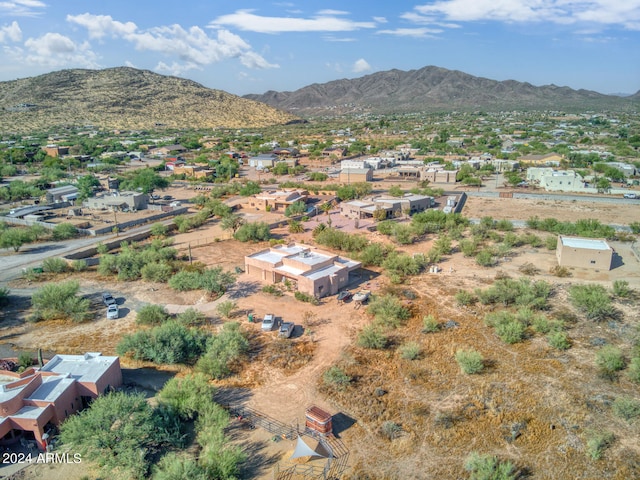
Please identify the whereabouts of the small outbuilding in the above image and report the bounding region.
[556,236,613,270]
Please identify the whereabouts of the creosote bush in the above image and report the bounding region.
[464,452,516,480]
[323,366,351,389]
[422,315,440,333]
[455,349,484,374]
[357,325,388,349]
[586,430,614,460]
[569,284,613,321]
[136,304,170,325]
[399,341,421,360]
[612,397,640,421]
[595,345,625,379]
[547,331,571,350]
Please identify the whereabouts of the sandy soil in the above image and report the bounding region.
[463,196,640,224]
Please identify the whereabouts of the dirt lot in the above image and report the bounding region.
[463,195,640,224]
[2,196,640,479]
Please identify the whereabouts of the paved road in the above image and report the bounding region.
[464,189,640,205]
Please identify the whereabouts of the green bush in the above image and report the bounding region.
[42,257,68,273]
[117,321,209,365]
[422,315,440,333]
[612,280,631,298]
[569,284,612,321]
[323,366,351,389]
[475,249,495,267]
[628,357,640,383]
[586,430,614,460]
[455,349,484,374]
[399,342,421,360]
[485,311,526,344]
[52,223,78,240]
[380,421,403,440]
[358,242,393,267]
[455,290,477,306]
[176,308,207,326]
[294,291,320,305]
[476,277,551,310]
[262,284,283,296]
[459,239,479,257]
[367,294,411,328]
[196,323,249,379]
[356,325,388,349]
[136,304,170,325]
[71,259,88,272]
[464,452,516,480]
[0,287,9,307]
[612,397,640,421]
[216,300,237,319]
[31,280,90,323]
[544,236,558,250]
[495,219,513,231]
[141,262,174,282]
[547,331,571,350]
[169,267,235,294]
[382,252,425,279]
[233,222,271,242]
[595,345,625,379]
[150,222,168,237]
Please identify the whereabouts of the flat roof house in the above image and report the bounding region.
[246,189,308,212]
[245,244,361,299]
[340,194,434,220]
[0,353,122,450]
[556,236,613,270]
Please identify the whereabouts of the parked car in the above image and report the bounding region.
[279,322,295,338]
[106,304,119,320]
[623,193,637,199]
[102,293,116,306]
[261,314,276,331]
[163,195,172,200]
[337,290,352,302]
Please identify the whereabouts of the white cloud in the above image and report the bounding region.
[67,13,137,40]
[377,27,442,38]
[66,13,278,71]
[414,0,640,30]
[0,0,46,17]
[323,35,357,42]
[325,62,343,73]
[0,21,22,42]
[317,9,349,16]
[400,11,460,28]
[352,58,371,73]
[373,16,388,23]
[17,32,99,68]
[211,9,376,33]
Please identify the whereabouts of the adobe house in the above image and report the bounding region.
[246,189,308,212]
[0,353,122,450]
[556,236,613,270]
[245,244,361,298]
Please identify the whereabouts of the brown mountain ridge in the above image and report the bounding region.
[0,67,299,133]
[244,65,640,115]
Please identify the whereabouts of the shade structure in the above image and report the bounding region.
[290,436,328,459]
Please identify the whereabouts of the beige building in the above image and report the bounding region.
[245,244,361,298]
[339,168,373,183]
[556,236,613,270]
[340,194,434,220]
[246,189,308,212]
[396,166,458,184]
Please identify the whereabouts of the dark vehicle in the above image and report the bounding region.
[163,195,172,200]
[102,293,116,306]
[337,291,352,302]
[279,322,295,338]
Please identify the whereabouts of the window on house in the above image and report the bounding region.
[590,260,596,264]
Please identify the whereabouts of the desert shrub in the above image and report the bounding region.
[612,280,631,298]
[380,421,403,440]
[117,321,209,365]
[169,267,235,295]
[464,452,516,480]
[422,315,440,333]
[399,342,421,360]
[382,252,425,279]
[595,345,625,379]
[459,239,479,257]
[358,242,393,267]
[549,265,571,277]
[18,352,32,371]
[233,222,271,242]
[262,284,283,296]
[323,366,351,389]
[547,331,571,350]
[71,259,88,272]
[314,227,369,252]
[455,349,484,374]
[357,325,388,349]
[569,284,612,321]
[152,453,208,480]
[432,234,452,255]
[544,236,558,250]
[196,323,249,379]
[52,223,78,240]
[169,270,202,290]
[136,304,170,325]
[519,233,543,247]
[150,222,168,237]
[630,221,640,234]
[475,249,495,267]
[294,291,320,305]
[532,316,564,334]
[586,430,614,460]
[141,262,173,282]
[455,290,477,306]
[368,294,411,328]
[216,300,237,319]
[485,311,526,344]
[31,280,90,323]
[42,257,68,273]
[476,277,551,310]
[96,242,108,254]
[0,287,8,307]
[175,308,206,326]
[628,357,640,383]
[518,262,539,276]
[495,219,514,231]
[612,397,640,421]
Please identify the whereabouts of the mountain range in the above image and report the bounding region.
[0,67,298,134]
[244,65,640,115]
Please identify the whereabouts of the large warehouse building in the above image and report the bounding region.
[556,236,613,270]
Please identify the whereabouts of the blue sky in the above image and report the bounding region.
[0,1,638,96]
